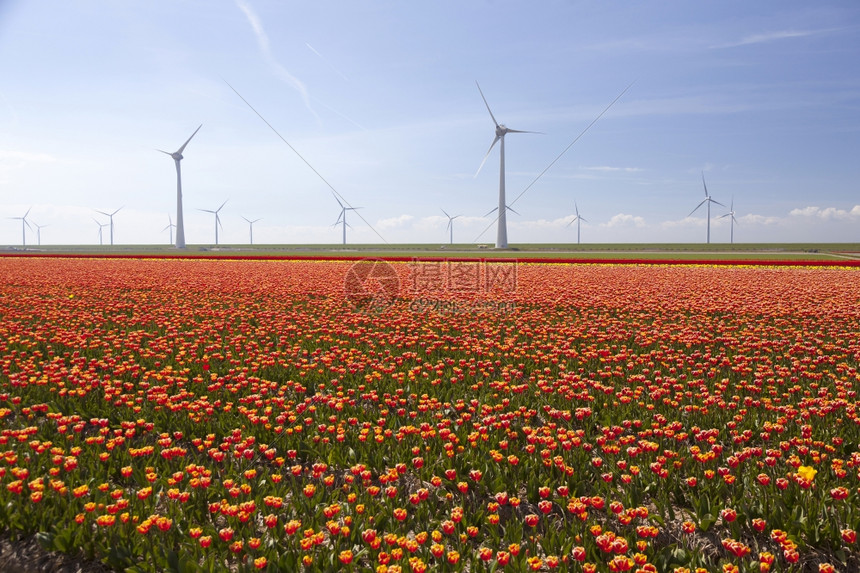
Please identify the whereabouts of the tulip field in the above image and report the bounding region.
[1,256,859,573]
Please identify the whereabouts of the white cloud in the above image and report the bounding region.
[0,150,56,164]
[789,206,860,220]
[582,165,641,173]
[739,213,781,226]
[376,214,414,229]
[604,213,645,228]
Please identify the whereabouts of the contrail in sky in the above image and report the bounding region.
[306,43,350,82]
[234,0,319,122]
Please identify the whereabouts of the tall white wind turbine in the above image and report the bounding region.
[162,214,176,245]
[199,200,228,245]
[242,216,262,245]
[718,197,739,244]
[567,202,588,245]
[334,196,360,245]
[159,125,202,249]
[95,207,122,246]
[475,82,538,249]
[8,207,32,246]
[688,172,725,244]
[441,208,461,245]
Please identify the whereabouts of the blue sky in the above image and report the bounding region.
[1,0,859,246]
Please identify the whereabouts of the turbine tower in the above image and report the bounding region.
[159,124,202,249]
[334,196,360,245]
[94,218,109,246]
[32,222,47,246]
[718,197,739,244]
[162,214,176,245]
[567,202,588,245]
[199,200,227,245]
[8,207,32,246]
[441,208,461,245]
[688,172,725,244]
[242,216,262,245]
[475,82,538,249]
[95,207,122,246]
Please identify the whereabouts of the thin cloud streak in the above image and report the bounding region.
[714,29,830,49]
[306,43,349,82]
[234,0,318,121]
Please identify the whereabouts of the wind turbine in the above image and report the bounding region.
[242,216,262,245]
[95,207,122,246]
[162,214,176,245]
[198,200,227,245]
[8,207,32,246]
[718,197,739,244]
[567,202,588,245]
[475,82,539,249]
[94,218,109,246]
[334,196,360,245]
[32,221,47,246]
[688,172,725,244]
[159,124,202,249]
[441,208,461,245]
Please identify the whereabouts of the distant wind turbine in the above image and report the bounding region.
[333,196,360,245]
[688,172,725,244]
[32,221,47,246]
[441,208,461,245]
[718,197,739,244]
[94,218,109,246]
[242,216,262,245]
[199,200,228,245]
[95,207,122,246]
[475,82,539,249]
[162,214,176,245]
[159,125,202,249]
[567,202,588,245]
[8,207,32,246]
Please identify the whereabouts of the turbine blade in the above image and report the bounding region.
[475,81,499,127]
[688,199,707,217]
[710,198,726,208]
[701,172,708,197]
[474,135,500,177]
[176,124,202,155]
[112,206,123,216]
[441,208,450,219]
[506,205,520,216]
[217,200,228,212]
[199,209,215,213]
[484,207,498,217]
[505,129,541,134]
